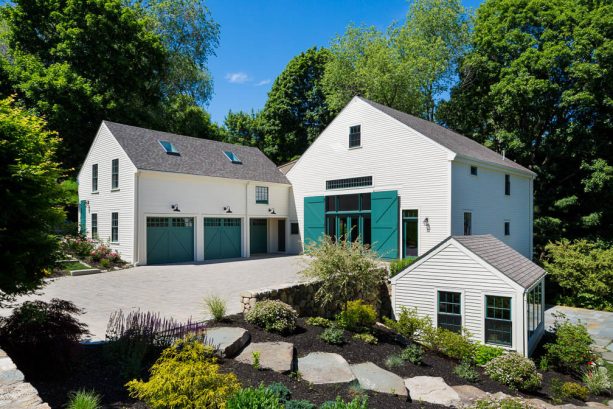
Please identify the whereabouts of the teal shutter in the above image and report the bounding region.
[303,196,325,246]
[371,190,399,259]
[79,200,87,235]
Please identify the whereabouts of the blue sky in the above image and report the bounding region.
[205,0,483,124]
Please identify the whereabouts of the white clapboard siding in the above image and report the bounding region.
[77,123,137,262]
[392,241,523,352]
[287,97,453,256]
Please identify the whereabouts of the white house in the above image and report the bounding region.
[391,235,546,356]
[77,121,292,265]
[284,96,535,260]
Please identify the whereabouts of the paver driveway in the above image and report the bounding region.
[2,255,308,341]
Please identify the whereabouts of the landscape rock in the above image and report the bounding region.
[205,327,250,358]
[525,398,556,409]
[297,352,355,384]
[235,342,294,373]
[586,403,609,409]
[452,385,487,405]
[350,362,407,397]
[404,376,460,406]
[491,391,513,401]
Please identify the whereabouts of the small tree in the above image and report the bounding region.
[301,236,387,313]
[0,97,65,306]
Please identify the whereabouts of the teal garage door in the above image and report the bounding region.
[203,218,242,260]
[146,217,194,264]
[250,218,268,254]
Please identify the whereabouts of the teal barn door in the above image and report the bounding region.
[250,219,268,254]
[303,196,325,246]
[371,190,399,259]
[203,218,242,260]
[79,200,87,235]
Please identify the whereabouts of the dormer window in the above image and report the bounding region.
[159,140,179,155]
[349,125,361,148]
[224,151,242,164]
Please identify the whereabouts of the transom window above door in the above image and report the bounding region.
[437,291,462,333]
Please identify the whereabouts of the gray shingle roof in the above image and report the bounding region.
[453,235,545,288]
[103,121,289,184]
[358,97,534,175]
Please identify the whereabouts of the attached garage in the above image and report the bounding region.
[146,217,194,264]
[250,218,268,254]
[203,218,242,260]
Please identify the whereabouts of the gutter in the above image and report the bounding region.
[133,170,140,266]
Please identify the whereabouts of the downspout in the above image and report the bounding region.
[245,181,250,257]
[133,171,140,266]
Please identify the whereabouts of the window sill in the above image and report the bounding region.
[111,188,120,192]
[91,191,99,194]
[110,242,120,245]
[348,146,362,150]
[256,201,269,205]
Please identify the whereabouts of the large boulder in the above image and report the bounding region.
[404,376,460,406]
[235,342,295,373]
[297,352,355,385]
[350,362,407,397]
[204,327,250,358]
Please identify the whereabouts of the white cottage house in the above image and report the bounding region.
[391,235,546,356]
[284,96,535,260]
[77,121,292,265]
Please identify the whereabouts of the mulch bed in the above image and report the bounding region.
[24,314,606,408]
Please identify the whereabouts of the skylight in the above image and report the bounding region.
[159,140,180,155]
[224,150,242,164]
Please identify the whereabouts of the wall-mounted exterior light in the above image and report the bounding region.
[268,208,276,215]
[171,204,180,212]
[423,217,430,232]
[224,206,232,214]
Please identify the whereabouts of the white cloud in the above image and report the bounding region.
[255,79,271,86]
[225,72,249,84]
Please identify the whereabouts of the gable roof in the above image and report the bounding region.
[103,121,289,184]
[278,159,298,175]
[453,235,545,288]
[357,97,534,176]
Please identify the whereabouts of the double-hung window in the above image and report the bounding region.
[349,125,361,148]
[463,212,472,235]
[111,212,119,242]
[92,164,98,192]
[485,295,512,346]
[111,159,119,189]
[504,221,510,236]
[505,174,511,195]
[256,186,269,204]
[437,291,462,333]
[91,213,98,239]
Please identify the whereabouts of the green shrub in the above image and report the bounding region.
[100,258,111,269]
[549,378,565,405]
[425,327,475,361]
[285,400,316,409]
[320,327,344,345]
[400,344,424,365]
[470,397,535,409]
[583,362,611,395]
[561,381,589,401]
[454,360,479,383]
[126,338,240,409]
[383,306,432,342]
[474,344,505,365]
[266,382,291,402]
[352,333,377,345]
[389,258,415,278]
[484,353,542,392]
[301,236,387,313]
[306,317,333,328]
[67,390,101,409]
[245,300,298,334]
[545,315,594,374]
[226,385,283,409]
[204,295,227,322]
[0,299,88,378]
[252,351,261,369]
[319,396,368,409]
[543,239,613,311]
[337,300,377,332]
[385,354,404,369]
[61,236,96,259]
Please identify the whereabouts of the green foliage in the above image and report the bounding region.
[561,382,589,401]
[0,299,88,378]
[385,354,405,369]
[67,390,101,409]
[245,300,298,334]
[484,353,542,392]
[0,97,66,304]
[266,382,291,403]
[400,344,424,365]
[470,397,535,409]
[337,300,377,332]
[549,378,565,405]
[226,385,283,409]
[454,360,479,383]
[61,236,96,259]
[319,396,368,409]
[352,333,378,345]
[424,327,475,361]
[126,338,240,409]
[474,344,505,366]
[544,240,613,311]
[439,0,613,248]
[383,306,432,343]
[302,236,387,314]
[306,317,334,328]
[223,110,265,150]
[544,315,594,374]
[582,362,611,395]
[389,258,415,278]
[320,327,345,345]
[284,401,316,409]
[203,295,227,322]
[252,351,261,370]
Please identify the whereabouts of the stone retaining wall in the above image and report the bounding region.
[0,349,50,409]
[240,280,392,318]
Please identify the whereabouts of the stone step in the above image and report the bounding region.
[297,352,356,385]
[350,362,407,397]
[404,376,461,407]
[204,327,250,358]
[235,342,294,373]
